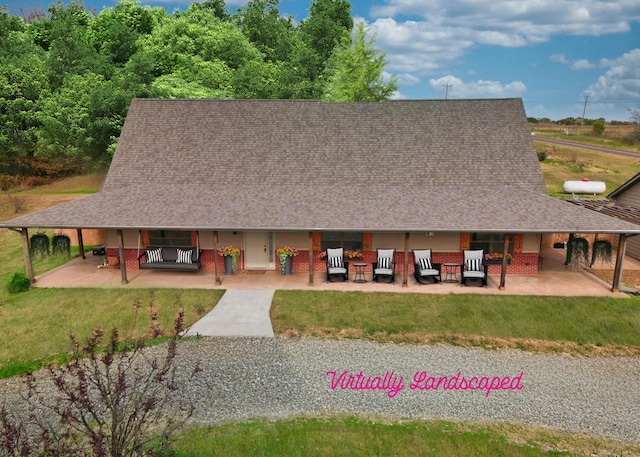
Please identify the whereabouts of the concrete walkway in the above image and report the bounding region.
[184,289,275,338]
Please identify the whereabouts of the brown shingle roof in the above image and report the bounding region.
[3,98,640,234]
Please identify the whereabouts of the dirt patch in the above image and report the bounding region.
[590,269,640,290]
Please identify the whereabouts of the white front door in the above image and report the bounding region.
[244,231,274,270]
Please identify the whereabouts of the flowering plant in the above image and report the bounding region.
[276,246,298,274]
[276,246,299,258]
[219,245,240,257]
[318,250,327,260]
[344,250,363,259]
[485,252,513,261]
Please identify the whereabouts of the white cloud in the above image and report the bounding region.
[428,76,527,98]
[367,18,474,74]
[571,59,596,70]
[370,0,638,42]
[550,54,596,70]
[585,49,640,102]
[550,54,569,64]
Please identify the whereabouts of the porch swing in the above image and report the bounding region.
[136,230,202,271]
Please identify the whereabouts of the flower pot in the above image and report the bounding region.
[281,255,293,275]
[484,259,511,265]
[223,255,234,274]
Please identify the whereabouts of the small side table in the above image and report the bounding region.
[443,263,459,283]
[353,263,368,283]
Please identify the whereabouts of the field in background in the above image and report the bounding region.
[1,172,105,222]
[530,123,640,153]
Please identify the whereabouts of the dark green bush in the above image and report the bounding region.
[6,272,30,294]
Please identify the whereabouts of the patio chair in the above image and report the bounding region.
[326,247,349,282]
[373,248,396,283]
[461,249,488,287]
[413,249,441,284]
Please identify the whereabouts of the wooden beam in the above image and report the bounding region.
[76,228,85,259]
[612,233,627,293]
[402,232,410,287]
[213,231,221,285]
[117,229,128,284]
[499,234,510,290]
[308,231,314,285]
[21,228,35,283]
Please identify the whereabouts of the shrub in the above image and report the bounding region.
[592,120,605,136]
[20,311,198,457]
[536,150,547,161]
[5,272,30,294]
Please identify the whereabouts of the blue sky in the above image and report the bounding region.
[5,0,640,121]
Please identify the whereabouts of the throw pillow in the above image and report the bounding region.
[176,248,193,264]
[466,258,481,272]
[378,257,390,269]
[147,247,163,263]
[329,256,342,268]
[419,257,432,270]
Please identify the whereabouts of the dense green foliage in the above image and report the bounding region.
[5,271,30,294]
[0,0,395,180]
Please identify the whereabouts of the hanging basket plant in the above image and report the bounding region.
[30,232,50,259]
[566,235,589,268]
[52,233,71,257]
[590,239,612,266]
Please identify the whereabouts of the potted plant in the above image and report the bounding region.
[484,252,513,265]
[219,245,240,274]
[276,246,299,275]
[590,238,612,267]
[565,235,589,268]
[344,250,364,260]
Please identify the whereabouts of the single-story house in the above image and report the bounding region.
[2,98,640,291]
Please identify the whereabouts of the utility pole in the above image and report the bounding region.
[442,83,451,100]
[580,95,588,126]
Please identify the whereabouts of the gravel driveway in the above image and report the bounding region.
[173,337,640,443]
[2,337,639,444]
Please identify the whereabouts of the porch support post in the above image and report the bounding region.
[21,228,35,283]
[307,231,314,285]
[611,233,627,293]
[213,231,221,285]
[499,233,510,290]
[76,228,85,259]
[117,229,128,284]
[402,232,410,287]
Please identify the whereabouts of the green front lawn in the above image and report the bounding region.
[271,291,640,354]
[172,416,639,457]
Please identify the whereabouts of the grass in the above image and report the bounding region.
[271,291,640,355]
[531,123,640,153]
[536,142,640,197]
[172,416,640,456]
[0,287,223,377]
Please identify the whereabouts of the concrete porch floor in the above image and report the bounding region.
[32,246,640,297]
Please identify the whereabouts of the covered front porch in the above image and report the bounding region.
[30,246,639,297]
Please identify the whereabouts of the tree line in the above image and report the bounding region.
[0,0,397,184]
